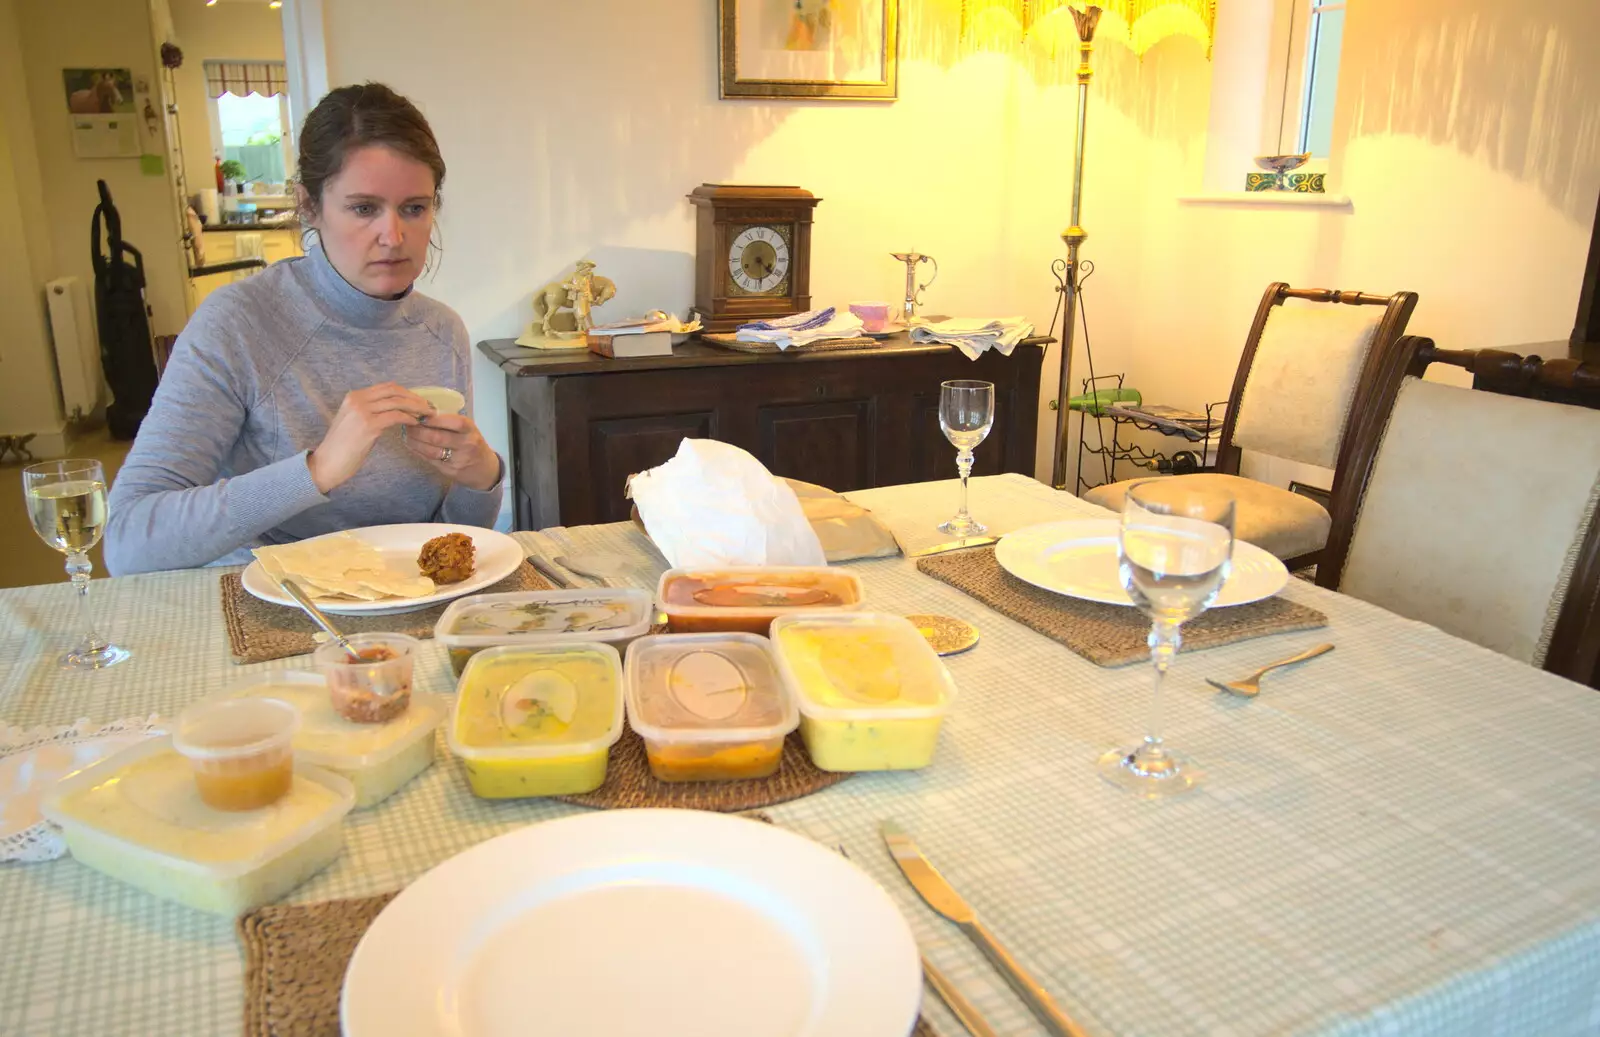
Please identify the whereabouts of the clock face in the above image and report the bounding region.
[727,224,792,296]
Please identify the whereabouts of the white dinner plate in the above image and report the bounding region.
[240,523,524,616]
[996,518,1289,607]
[342,809,922,1037]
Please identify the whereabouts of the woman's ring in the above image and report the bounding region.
[440,447,453,463]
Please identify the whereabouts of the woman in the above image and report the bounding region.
[105,83,502,575]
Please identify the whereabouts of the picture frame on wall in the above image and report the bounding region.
[719,0,898,101]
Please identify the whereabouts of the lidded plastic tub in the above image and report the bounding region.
[40,737,354,916]
[223,671,445,808]
[624,633,798,782]
[771,612,957,772]
[656,567,863,634]
[434,589,655,676]
[447,643,624,797]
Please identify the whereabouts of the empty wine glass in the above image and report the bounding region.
[938,379,995,536]
[1098,480,1234,797]
[22,459,129,670]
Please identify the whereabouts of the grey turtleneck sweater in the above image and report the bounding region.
[104,245,503,575]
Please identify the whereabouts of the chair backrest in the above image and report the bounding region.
[1214,284,1418,477]
[1319,339,1600,683]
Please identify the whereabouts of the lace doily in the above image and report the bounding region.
[1,715,165,863]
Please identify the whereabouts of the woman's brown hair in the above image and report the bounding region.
[294,82,445,222]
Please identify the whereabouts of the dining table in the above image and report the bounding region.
[3,473,1599,1037]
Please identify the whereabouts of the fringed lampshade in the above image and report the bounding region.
[959,0,1217,56]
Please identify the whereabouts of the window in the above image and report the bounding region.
[1269,0,1346,159]
[1297,2,1344,156]
[204,61,292,188]
[1190,0,1352,200]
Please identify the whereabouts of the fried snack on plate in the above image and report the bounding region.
[418,532,476,584]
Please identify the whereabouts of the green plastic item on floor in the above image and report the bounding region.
[1067,387,1141,416]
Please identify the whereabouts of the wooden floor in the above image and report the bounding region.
[1,427,132,590]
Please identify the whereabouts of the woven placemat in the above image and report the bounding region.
[240,867,938,1036]
[918,546,1327,667]
[701,332,881,354]
[221,561,553,664]
[556,728,851,812]
[240,891,398,1037]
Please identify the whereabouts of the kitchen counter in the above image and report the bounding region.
[201,219,299,233]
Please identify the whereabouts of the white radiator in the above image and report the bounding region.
[44,276,101,422]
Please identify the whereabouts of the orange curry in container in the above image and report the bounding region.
[656,567,864,634]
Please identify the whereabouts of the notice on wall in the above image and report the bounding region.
[63,67,140,159]
[69,115,141,158]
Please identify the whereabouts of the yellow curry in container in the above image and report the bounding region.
[447,643,624,797]
[624,632,798,782]
[771,612,957,772]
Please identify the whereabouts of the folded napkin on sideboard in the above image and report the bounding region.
[910,316,1034,359]
[736,308,865,350]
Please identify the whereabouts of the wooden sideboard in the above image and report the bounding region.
[478,335,1050,529]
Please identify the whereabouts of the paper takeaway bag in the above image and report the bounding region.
[628,440,826,569]
[627,440,899,567]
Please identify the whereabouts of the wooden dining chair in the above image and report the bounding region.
[1317,338,1600,685]
[1083,282,1418,569]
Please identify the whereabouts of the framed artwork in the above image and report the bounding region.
[63,68,135,115]
[719,0,898,101]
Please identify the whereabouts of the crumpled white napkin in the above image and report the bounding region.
[1,715,165,862]
[628,439,827,568]
[909,316,1034,359]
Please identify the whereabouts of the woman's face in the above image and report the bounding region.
[308,144,436,298]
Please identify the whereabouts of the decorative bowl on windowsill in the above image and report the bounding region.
[1247,153,1324,193]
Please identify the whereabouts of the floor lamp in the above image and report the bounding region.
[1040,0,1217,490]
[1049,5,1103,490]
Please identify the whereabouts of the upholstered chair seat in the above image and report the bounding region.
[1083,473,1330,560]
[1083,286,1418,566]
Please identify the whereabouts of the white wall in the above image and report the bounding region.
[322,0,1110,527]
[317,0,1600,519]
[16,0,189,346]
[0,0,66,447]
[1103,0,1600,491]
[169,0,285,198]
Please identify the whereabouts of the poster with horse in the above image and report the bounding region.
[62,68,135,114]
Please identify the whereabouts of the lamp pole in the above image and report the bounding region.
[1050,5,1103,490]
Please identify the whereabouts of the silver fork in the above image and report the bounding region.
[1206,643,1334,697]
[834,844,998,1037]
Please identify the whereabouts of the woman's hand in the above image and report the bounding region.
[306,383,430,493]
[400,411,501,491]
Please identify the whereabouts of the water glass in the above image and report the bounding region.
[22,459,130,670]
[937,380,995,536]
[1098,479,1234,797]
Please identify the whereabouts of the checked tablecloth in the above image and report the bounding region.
[3,475,1598,1036]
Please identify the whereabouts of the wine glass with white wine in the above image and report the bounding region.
[937,379,995,536]
[1098,480,1234,797]
[22,459,129,670]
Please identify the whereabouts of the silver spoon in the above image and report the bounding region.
[280,579,364,662]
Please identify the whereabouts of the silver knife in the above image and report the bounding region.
[908,536,1000,558]
[922,954,1000,1037]
[526,555,575,589]
[881,821,1088,1037]
[832,842,997,1037]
